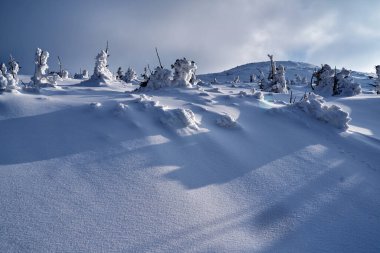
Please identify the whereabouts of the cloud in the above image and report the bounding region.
[0,0,379,75]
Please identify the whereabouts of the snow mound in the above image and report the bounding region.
[135,94,199,130]
[90,102,102,109]
[238,90,264,100]
[135,94,159,109]
[283,93,351,130]
[113,103,128,116]
[216,113,237,128]
[160,108,199,130]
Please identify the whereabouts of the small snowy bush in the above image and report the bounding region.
[74,69,89,79]
[145,67,172,89]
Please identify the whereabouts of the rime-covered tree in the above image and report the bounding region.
[313,64,361,96]
[60,70,69,79]
[1,63,7,76]
[233,76,240,83]
[116,67,124,80]
[335,68,361,96]
[8,56,20,80]
[375,65,380,94]
[124,67,137,83]
[171,58,197,87]
[90,47,114,84]
[32,48,51,87]
[261,55,287,93]
[0,63,18,91]
[74,69,89,79]
[271,64,288,93]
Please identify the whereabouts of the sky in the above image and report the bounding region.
[0,0,379,75]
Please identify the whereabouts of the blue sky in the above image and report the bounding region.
[0,0,379,75]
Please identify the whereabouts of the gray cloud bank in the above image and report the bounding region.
[0,0,379,75]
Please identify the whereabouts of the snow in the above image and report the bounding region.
[1,61,380,252]
[277,93,351,130]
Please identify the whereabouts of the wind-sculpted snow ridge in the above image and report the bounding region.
[277,93,351,130]
[136,94,199,131]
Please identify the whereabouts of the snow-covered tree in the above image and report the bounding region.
[211,77,220,84]
[261,55,288,93]
[74,69,89,79]
[233,76,240,83]
[124,67,137,83]
[8,56,20,80]
[375,65,380,94]
[1,63,7,76]
[335,68,361,96]
[144,67,172,89]
[171,58,197,87]
[31,48,53,87]
[116,67,124,80]
[271,64,288,93]
[61,70,69,79]
[313,64,361,96]
[90,49,114,84]
[0,63,18,91]
[0,74,8,91]
[250,74,257,83]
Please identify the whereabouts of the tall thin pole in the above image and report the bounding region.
[155,47,163,69]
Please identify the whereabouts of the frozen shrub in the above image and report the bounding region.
[144,67,172,89]
[74,69,89,79]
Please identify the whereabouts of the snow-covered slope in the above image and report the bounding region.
[199,61,376,90]
[199,61,318,83]
[1,70,380,252]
